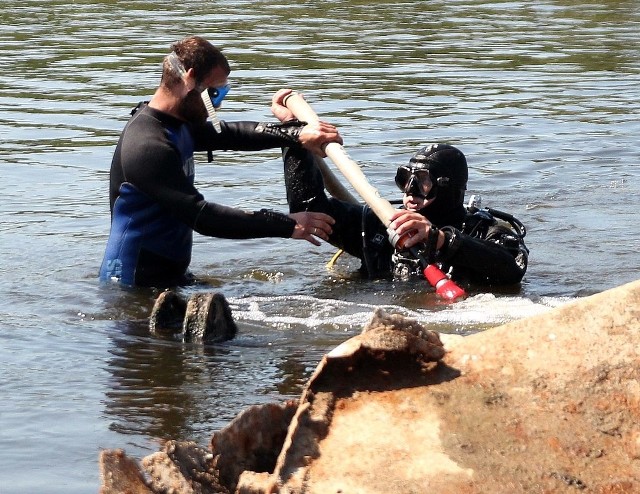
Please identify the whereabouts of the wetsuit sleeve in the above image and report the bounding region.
[120,125,295,240]
[191,120,305,152]
[437,226,528,285]
[193,204,295,238]
[283,146,367,256]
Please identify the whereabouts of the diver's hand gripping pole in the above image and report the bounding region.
[283,91,465,301]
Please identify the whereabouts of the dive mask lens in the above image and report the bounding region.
[207,84,230,108]
[395,166,433,195]
[394,166,413,191]
[414,169,433,190]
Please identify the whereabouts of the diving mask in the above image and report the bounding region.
[394,165,433,199]
[200,85,230,133]
[204,84,230,108]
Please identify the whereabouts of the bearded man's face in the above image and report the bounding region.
[178,89,208,125]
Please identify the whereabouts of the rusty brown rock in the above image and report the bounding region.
[211,401,298,492]
[246,281,640,493]
[98,449,153,494]
[100,279,640,494]
[433,278,640,494]
[141,441,227,494]
[235,308,453,494]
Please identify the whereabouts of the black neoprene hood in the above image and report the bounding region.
[409,143,468,190]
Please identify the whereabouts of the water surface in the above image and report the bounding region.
[1,1,639,491]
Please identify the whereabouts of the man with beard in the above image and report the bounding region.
[99,37,341,288]
[272,90,528,287]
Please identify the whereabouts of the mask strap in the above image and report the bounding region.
[166,51,187,78]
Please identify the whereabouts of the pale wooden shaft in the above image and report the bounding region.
[284,92,396,226]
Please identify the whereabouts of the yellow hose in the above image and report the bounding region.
[326,249,345,269]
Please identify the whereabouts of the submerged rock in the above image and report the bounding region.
[100,279,640,493]
[149,290,237,343]
[148,290,186,338]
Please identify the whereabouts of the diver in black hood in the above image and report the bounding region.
[274,93,528,286]
[396,143,468,227]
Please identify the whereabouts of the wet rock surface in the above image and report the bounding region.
[149,290,237,343]
[100,279,640,493]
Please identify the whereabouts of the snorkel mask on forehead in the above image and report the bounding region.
[166,51,230,132]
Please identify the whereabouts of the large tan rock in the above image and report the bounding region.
[245,279,640,493]
[99,279,640,494]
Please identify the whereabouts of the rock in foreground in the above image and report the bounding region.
[100,279,640,493]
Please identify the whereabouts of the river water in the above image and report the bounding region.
[1,1,639,492]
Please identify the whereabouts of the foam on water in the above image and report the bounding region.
[229,293,574,333]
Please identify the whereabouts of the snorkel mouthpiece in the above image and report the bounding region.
[201,86,229,133]
[201,89,222,133]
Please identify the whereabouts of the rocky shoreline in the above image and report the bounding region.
[100,279,640,493]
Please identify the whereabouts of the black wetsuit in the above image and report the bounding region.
[283,147,529,286]
[99,103,305,287]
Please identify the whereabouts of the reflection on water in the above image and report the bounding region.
[103,323,326,449]
[107,320,199,441]
[105,318,232,442]
[1,0,639,492]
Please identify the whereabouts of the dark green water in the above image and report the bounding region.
[1,1,639,491]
